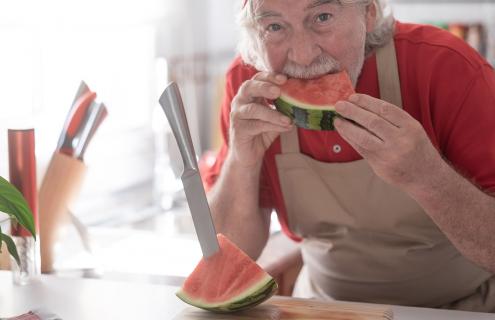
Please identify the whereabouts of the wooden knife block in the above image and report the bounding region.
[39,152,87,273]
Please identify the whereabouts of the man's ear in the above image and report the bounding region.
[365,1,377,32]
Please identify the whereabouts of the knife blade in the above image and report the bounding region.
[57,81,97,156]
[73,102,108,160]
[159,82,220,258]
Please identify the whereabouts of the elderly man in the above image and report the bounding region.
[205,0,495,312]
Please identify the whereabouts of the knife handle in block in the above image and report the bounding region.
[38,152,87,273]
[159,82,198,173]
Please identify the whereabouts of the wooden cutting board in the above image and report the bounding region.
[174,296,394,320]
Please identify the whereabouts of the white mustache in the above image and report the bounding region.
[282,54,341,79]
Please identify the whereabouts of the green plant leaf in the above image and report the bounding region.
[0,232,20,267]
[0,176,36,239]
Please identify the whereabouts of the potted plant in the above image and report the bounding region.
[0,176,36,267]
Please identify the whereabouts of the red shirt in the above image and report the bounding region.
[204,22,495,241]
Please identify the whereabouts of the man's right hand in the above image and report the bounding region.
[229,72,294,168]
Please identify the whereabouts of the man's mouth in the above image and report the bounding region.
[283,68,341,80]
[282,55,341,79]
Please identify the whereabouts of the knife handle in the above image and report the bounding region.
[159,82,198,172]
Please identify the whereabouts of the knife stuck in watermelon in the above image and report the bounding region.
[176,234,278,313]
[275,71,355,131]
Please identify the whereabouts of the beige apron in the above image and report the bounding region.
[275,40,495,312]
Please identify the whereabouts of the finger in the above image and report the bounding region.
[234,102,292,127]
[333,118,369,158]
[339,136,368,159]
[334,117,383,152]
[236,79,283,104]
[335,101,398,140]
[240,119,294,136]
[348,94,410,127]
[252,72,287,85]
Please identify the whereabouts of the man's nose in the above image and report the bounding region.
[287,32,322,66]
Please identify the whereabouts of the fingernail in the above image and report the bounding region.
[335,102,345,112]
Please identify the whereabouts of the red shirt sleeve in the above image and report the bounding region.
[440,64,495,194]
[395,23,495,195]
[203,58,275,209]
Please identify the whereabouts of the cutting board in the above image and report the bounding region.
[174,296,394,320]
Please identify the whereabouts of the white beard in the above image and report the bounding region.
[280,51,365,87]
[282,53,341,80]
[347,51,365,87]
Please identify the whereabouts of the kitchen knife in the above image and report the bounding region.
[159,82,220,258]
[57,81,95,154]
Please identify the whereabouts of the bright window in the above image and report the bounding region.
[0,0,165,225]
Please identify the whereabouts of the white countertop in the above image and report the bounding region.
[0,272,494,320]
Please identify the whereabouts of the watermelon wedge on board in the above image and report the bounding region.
[176,234,278,313]
[275,71,355,130]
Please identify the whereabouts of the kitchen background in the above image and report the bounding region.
[0,0,494,282]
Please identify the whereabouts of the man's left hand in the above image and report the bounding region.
[334,94,443,189]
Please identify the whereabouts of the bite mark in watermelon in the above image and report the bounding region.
[275,71,355,130]
[176,234,278,313]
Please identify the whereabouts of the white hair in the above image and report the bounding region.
[237,0,395,71]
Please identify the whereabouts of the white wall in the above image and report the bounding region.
[155,0,240,152]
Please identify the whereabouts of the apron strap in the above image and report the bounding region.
[376,39,403,109]
[280,127,300,153]
[280,38,402,154]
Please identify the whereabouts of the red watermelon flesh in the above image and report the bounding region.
[280,71,354,107]
[176,234,278,313]
[275,71,355,130]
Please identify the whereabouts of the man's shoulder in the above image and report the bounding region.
[225,56,259,87]
[394,21,488,70]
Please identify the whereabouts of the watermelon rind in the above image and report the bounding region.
[275,95,340,131]
[219,278,278,311]
[176,274,278,313]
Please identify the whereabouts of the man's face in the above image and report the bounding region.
[252,0,375,84]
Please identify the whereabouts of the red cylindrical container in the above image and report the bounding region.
[8,128,38,237]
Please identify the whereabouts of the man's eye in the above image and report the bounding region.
[267,23,282,32]
[316,13,332,23]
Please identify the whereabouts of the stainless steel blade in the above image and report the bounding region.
[159,82,220,257]
[182,171,220,257]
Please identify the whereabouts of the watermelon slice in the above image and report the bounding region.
[176,234,278,313]
[275,71,355,130]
